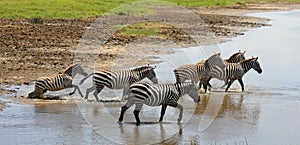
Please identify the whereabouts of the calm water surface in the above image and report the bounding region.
[1,9,300,145]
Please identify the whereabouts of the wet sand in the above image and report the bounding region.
[1,5,300,145]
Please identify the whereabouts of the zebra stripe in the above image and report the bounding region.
[28,64,88,99]
[210,57,262,92]
[209,50,246,88]
[224,50,246,64]
[118,82,200,126]
[79,65,158,102]
[173,53,226,92]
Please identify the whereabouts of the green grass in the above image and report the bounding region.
[0,0,299,18]
[118,22,167,37]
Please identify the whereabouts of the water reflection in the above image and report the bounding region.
[162,93,261,144]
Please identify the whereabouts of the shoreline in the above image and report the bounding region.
[1,2,300,85]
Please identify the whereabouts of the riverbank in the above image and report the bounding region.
[2,2,299,85]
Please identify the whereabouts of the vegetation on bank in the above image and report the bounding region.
[0,0,300,18]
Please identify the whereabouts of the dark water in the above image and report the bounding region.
[1,9,300,145]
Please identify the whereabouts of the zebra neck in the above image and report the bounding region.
[241,61,252,73]
[205,62,213,71]
[136,70,146,80]
[64,66,75,77]
[175,83,185,96]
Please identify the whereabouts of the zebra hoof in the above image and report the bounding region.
[177,118,182,123]
[136,122,140,126]
[118,118,123,122]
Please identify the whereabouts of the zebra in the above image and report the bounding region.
[210,50,246,89]
[208,57,262,92]
[79,65,158,102]
[118,82,200,126]
[28,64,88,99]
[173,53,226,92]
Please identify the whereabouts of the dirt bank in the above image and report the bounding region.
[1,2,299,85]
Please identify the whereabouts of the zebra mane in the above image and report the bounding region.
[133,66,154,72]
[240,57,257,64]
[227,51,245,62]
[207,53,221,62]
[63,64,80,76]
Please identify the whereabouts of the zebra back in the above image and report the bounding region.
[211,57,262,81]
[173,64,198,83]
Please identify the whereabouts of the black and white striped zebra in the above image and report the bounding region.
[28,64,88,99]
[209,57,262,92]
[118,82,200,126]
[210,50,246,88]
[79,65,158,102]
[173,53,226,92]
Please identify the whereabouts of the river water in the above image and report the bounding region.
[1,9,300,145]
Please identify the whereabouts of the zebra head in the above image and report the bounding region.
[206,53,226,69]
[134,65,158,84]
[64,64,88,78]
[226,50,246,63]
[251,57,263,74]
[177,82,200,103]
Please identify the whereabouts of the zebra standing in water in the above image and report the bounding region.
[28,64,88,99]
[118,82,200,126]
[209,57,262,92]
[79,65,158,102]
[210,50,246,89]
[173,53,226,92]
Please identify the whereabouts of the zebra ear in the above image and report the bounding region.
[243,51,246,54]
[254,57,258,61]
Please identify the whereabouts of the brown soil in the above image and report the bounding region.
[1,2,299,85]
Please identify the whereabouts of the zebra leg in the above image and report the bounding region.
[119,99,135,122]
[169,102,183,123]
[70,85,84,98]
[93,85,104,102]
[225,79,235,92]
[238,79,244,92]
[198,81,202,90]
[202,79,209,93]
[69,88,76,95]
[133,110,141,126]
[207,77,212,91]
[133,103,143,126]
[85,87,96,100]
[118,106,129,122]
[159,104,168,122]
[122,86,130,101]
[176,104,184,123]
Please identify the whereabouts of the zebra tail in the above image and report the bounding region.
[79,73,95,85]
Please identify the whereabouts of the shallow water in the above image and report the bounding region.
[1,9,300,145]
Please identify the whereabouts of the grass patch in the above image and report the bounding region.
[117,22,170,37]
[0,0,300,18]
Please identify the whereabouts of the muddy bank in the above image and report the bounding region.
[1,2,294,85]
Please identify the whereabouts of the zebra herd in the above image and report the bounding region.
[27,50,262,125]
